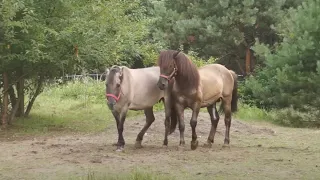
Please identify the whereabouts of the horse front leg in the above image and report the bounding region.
[190,103,201,150]
[163,102,172,147]
[111,111,120,146]
[135,107,155,149]
[116,110,128,152]
[174,103,185,147]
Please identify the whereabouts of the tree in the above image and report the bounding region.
[242,0,320,127]
[0,0,157,124]
[148,0,303,74]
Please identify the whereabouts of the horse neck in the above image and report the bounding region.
[119,67,132,101]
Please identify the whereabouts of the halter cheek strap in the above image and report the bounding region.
[160,68,177,81]
[106,87,121,102]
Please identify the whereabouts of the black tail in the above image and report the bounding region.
[169,104,178,134]
[230,71,238,112]
[218,71,238,113]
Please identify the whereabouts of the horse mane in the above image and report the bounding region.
[157,50,200,90]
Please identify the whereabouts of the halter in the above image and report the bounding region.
[160,67,177,81]
[160,51,180,81]
[106,87,122,102]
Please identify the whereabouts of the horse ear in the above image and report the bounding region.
[173,50,181,59]
[119,66,124,81]
[105,68,110,76]
[105,67,110,73]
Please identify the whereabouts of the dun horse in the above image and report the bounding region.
[105,65,177,151]
[157,50,238,150]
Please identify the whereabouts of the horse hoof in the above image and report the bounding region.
[112,142,118,146]
[116,146,124,152]
[191,140,199,150]
[163,140,168,146]
[134,141,143,149]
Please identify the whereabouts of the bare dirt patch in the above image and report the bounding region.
[0,110,319,180]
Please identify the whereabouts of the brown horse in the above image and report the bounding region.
[157,50,238,150]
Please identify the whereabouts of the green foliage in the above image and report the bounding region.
[148,0,302,68]
[235,102,271,121]
[0,0,161,117]
[243,0,320,127]
[269,106,320,128]
[185,50,217,68]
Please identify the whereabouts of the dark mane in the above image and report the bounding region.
[157,50,200,90]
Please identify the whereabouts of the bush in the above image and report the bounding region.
[45,77,106,105]
[269,106,320,128]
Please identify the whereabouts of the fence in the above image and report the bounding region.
[62,73,245,82]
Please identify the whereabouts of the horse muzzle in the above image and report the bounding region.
[157,82,165,90]
[107,102,115,110]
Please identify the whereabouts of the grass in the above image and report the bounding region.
[2,79,273,137]
[3,79,165,137]
[234,102,271,122]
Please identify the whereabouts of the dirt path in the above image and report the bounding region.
[0,111,320,180]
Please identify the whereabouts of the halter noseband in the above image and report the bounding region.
[160,67,177,81]
[106,87,121,102]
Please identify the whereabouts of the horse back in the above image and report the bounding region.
[125,66,164,109]
[198,64,235,101]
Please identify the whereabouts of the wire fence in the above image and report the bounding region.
[63,74,245,81]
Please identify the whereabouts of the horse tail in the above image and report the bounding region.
[169,104,178,134]
[229,70,238,112]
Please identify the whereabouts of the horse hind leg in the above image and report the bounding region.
[204,102,220,148]
[190,103,201,150]
[135,107,155,149]
[222,97,232,147]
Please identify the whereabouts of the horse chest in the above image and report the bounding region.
[175,94,196,108]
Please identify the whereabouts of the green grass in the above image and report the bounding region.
[234,102,272,122]
[6,80,149,136]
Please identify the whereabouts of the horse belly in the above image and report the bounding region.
[129,90,163,110]
[200,77,222,103]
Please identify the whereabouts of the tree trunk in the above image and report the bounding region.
[17,69,25,117]
[2,72,9,129]
[8,85,17,110]
[24,76,44,117]
[245,48,251,76]
[9,97,21,125]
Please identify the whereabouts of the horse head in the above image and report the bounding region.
[157,49,200,91]
[105,65,123,110]
[157,50,179,90]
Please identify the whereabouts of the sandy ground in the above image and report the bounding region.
[0,110,320,180]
